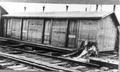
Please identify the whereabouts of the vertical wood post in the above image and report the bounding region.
[20,18,24,40]
[96,4,98,11]
[49,19,53,44]
[118,26,120,71]
[113,5,116,12]
[43,6,45,12]
[65,19,69,47]
[0,10,2,36]
[66,5,69,12]
[41,19,46,44]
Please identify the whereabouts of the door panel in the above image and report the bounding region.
[51,19,68,47]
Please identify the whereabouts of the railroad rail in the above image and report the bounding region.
[0,37,118,72]
[0,45,99,72]
[0,56,55,71]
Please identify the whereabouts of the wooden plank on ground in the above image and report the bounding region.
[89,57,118,69]
[0,37,74,52]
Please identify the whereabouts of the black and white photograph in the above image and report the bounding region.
[0,0,119,72]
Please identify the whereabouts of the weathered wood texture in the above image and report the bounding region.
[11,19,22,39]
[97,16,117,51]
[44,20,52,44]
[78,20,98,41]
[6,19,12,37]
[22,19,44,43]
[1,0,120,4]
[68,20,78,48]
[3,14,118,52]
[3,19,7,37]
[118,26,120,71]
[51,19,68,47]
[6,19,22,39]
[22,19,29,40]
[0,9,8,37]
[27,19,44,43]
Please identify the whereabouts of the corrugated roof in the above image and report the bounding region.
[1,0,120,4]
[3,11,113,19]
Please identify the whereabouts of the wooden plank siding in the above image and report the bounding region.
[6,18,22,39]
[1,0,120,4]
[67,20,78,48]
[23,19,44,43]
[3,18,7,37]
[51,19,68,47]
[3,12,119,51]
[11,19,22,39]
[78,20,98,41]
[44,20,52,44]
[97,16,117,51]
[6,18,12,38]
[22,19,29,41]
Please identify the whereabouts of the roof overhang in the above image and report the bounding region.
[0,0,120,4]
[2,12,114,19]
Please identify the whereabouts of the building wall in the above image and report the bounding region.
[97,16,117,51]
[3,15,117,51]
[22,19,44,43]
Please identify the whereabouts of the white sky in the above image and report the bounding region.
[0,2,120,23]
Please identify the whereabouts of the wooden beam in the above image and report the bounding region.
[41,19,46,44]
[49,19,53,44]
[0,0,120,4]
[20,18,23,40]
[65,19,69,47]
[118,26,120,71]
[90,57,118,69]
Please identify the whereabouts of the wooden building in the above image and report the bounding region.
[2,12,119,52]
[0,6,8,36]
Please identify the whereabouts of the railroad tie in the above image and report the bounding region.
[51,62,67,65]
[13,66,29,70]
[7,64,25,69]
[70,66,86,70]
[0,62,14,66]
[0,59,7,63]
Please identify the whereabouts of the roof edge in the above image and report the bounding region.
[102,11,114,18]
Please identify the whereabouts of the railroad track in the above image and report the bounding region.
[0,46,100,72]
[0,56,54,71]
[0,38,118,72]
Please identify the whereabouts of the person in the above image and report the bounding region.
[87,42,98,57]
[73,41,98,60]
[62,40,89,58]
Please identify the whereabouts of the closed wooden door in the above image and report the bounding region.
[11,19,22,39]
[22,19,29,40]
[68,20,78,48]
[44,20,52,44]
[6,19,12,37]
[27,19,44,43]
[6,19,22,39]
[4,19,8,37]
[51,19,68,47]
